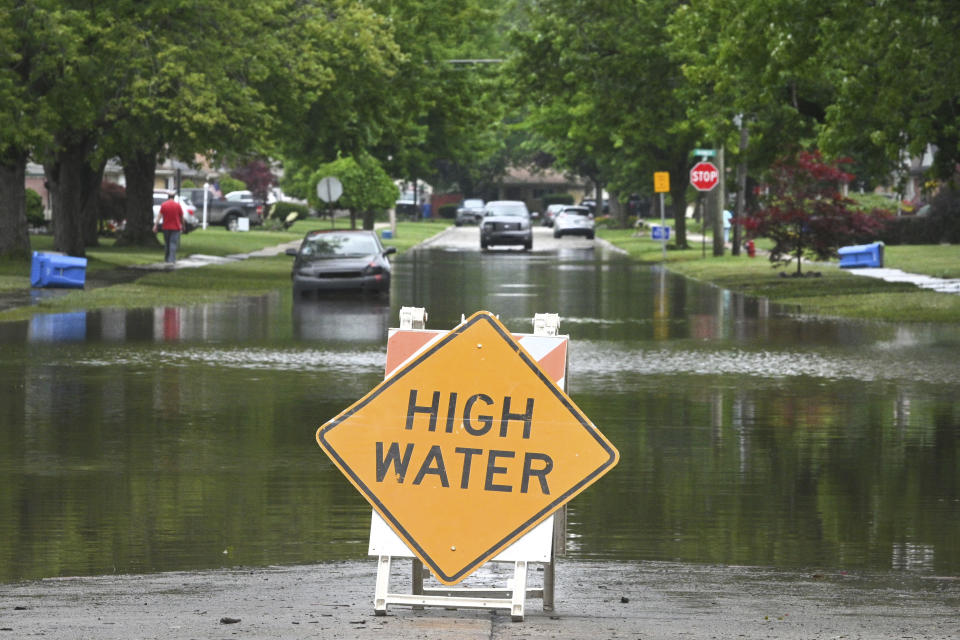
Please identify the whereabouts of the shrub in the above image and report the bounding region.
[269,201,310,221]
[880,186,960,245]
[438,203,458,219]
[926,185,960,243]
[217,175,245,195]
[879,216,941,245]
[99,182,126,227]
[542,192,574,209]
[25,188,45,227]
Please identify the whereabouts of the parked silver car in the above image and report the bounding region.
[480,200,533,250]
[543,203,566,227]
[455,198,485,226]
[553,205,595,239]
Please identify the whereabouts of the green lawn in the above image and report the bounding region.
[599,227,960,323]
[0,219,450,322]
[3,220,957,324]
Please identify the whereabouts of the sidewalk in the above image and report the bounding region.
[683,233,960,296]
[846,267,960,294]
[129,239,303,271]
[1,559,956,639]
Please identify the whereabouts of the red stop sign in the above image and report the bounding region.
[690,161,719,191]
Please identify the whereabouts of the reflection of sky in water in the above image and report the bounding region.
[570,340,960,385]
[59,334,960,388]
[77,347,387,373]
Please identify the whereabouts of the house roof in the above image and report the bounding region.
[501,166,588,187]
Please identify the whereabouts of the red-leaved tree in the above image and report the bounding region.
[230,159,275,203]
[742,150,889,275]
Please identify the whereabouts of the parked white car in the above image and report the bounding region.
[153,191,199,231]
[552,205,595,239]
[225,189,281,205]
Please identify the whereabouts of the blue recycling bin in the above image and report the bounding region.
[838,241,884,269]
[30,251,88,288]
[28,311,87,342]
[381,229,393,239]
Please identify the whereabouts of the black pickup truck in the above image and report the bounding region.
[181,188,263,230]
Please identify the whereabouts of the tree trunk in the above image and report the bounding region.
[47,136,105,257]
[670,158,689,249]
[0,148,32,260]
[795,224,804,275]
[712,146,725,257]
[362,210,375,230]
[610,191,626,228]
[118,150,161,247]
[82,169,102,248]
[733,123,749,256]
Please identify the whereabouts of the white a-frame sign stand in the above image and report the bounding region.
[368,308,568,621]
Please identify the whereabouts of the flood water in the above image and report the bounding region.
[1,239,958,583]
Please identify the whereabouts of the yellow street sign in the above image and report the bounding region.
[317,311,619,585]
[654,171,670,193]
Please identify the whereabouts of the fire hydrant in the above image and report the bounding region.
[745,240,756,258]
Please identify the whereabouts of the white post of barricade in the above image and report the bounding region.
[399,306,428,330]
[533,312,562,612]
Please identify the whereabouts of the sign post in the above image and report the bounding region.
[654,172,670,261]
[316,175,343,228]
[316,310,619,619]
[690,160,722,256]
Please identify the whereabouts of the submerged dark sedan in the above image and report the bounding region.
[286,229,396,295]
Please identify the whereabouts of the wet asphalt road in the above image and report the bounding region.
[418,223,602,253]
[1,559,957,639]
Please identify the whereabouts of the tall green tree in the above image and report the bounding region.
[271,0,402,166]
[112,0,376,246]
[0,1,76,258]
[362,0,510,193]
[819,0,960,183]
[510,0,700,244]
[668,0,835,167]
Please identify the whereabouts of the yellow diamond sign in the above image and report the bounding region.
[316,310,619,584]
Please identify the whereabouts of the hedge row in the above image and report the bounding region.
[880,187,960,245]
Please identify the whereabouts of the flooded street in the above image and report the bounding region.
[1,226,958,583]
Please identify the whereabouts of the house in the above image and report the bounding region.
[496,166,590,214]
[25,157,208,219]
[25,160,124,219]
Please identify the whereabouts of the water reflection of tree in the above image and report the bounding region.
[567,382,959,574]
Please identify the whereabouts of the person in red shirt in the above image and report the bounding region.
[154,193,184,264]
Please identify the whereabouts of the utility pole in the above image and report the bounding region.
[712,145,725,257]
[733,115,749,256]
